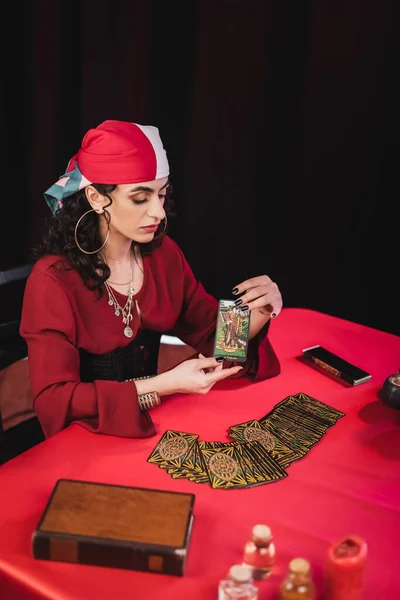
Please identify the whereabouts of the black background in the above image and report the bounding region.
[2,0,399,336]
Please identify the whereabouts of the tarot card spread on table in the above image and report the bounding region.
[147,393,345,489]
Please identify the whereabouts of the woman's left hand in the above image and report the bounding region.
[232,275,283,319]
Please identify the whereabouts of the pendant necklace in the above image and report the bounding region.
[104,255,135,338]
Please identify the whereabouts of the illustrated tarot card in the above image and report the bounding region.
[213,299,250,362]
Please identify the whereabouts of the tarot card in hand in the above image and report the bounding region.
[213,299,250,362]
[147,429,199,471]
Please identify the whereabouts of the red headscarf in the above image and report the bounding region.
[44,120,169,214]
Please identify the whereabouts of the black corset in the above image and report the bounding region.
[79,330,161,383]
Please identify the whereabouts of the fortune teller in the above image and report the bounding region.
[20,120,283,438]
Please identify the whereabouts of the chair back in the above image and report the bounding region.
[0,263,44,464]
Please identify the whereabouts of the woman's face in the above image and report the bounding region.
[94,176,169,243]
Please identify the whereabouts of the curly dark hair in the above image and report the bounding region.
[32,183,174,295]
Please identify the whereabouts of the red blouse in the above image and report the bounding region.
[20,236,280,438]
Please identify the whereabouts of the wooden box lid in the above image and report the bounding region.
[36,479,195,549]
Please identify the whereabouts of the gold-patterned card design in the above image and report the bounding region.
[270,393,345,426]
[261,410,322,447]
[147,393,345,489]
[198,441,228,448]
[228,420,299,469]
[258,417,309,456]
[199,445,247,489]
[168,441,209,483]
[186,443,210,484]
[147,430,199,469]
[292,392,345,425]
[267,403,329,436]
[167,441,197,480]
[234,441,288,484]
[229,420,277,448]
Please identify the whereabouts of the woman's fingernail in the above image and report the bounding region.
[232,287,239,294]
[271,312,277,319]
[241,305,249,311]
[216,357,225,362]
[234,299,243,306]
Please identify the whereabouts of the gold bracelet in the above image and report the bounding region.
[137,391,161,411]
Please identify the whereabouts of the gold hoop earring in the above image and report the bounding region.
[153,215,168,241]
[74,209,110,255]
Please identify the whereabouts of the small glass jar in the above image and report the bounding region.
[242,524,275,579]
[218,564,258,600]
[279,557,316,600]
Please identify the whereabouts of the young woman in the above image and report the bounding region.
[20,120,282,439]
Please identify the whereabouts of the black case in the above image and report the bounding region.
[298,345,372,386]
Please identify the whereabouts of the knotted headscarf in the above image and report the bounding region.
[44,120,170,214]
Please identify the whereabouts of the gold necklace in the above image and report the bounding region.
[107,278,132,285]
[104,256,135,338]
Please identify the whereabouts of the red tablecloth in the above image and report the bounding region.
[0,308,399,600]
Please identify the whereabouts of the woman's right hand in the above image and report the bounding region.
[156,355,243,396]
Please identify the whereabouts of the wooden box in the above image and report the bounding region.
[32,479,195,576]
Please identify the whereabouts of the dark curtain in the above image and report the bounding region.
[3,0,399,336]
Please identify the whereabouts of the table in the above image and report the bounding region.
[0,308,399,600]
